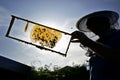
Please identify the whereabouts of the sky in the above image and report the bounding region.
[0,0,120,69]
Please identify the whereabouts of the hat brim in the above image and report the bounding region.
[76,10,119,32]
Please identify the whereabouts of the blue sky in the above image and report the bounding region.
[0,0,120,69]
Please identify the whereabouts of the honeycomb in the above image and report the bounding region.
[30,24,62,48]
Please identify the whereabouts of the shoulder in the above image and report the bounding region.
[112,29,120,40]
[109,29,120,49]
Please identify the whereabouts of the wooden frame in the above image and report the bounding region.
[6,15,72,57]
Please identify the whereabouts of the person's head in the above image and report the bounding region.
[86,16,110,36]
[76,10,119,36]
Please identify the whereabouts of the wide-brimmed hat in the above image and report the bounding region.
[76,10,119,32]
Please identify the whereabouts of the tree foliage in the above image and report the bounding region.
[30,64,89,80]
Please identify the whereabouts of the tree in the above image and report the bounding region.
[30,64,89,80]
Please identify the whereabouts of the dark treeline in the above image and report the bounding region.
[30,65,89,80]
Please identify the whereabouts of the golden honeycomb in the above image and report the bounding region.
[30,24,62,48]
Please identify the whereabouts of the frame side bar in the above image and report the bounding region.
[6,16,15,37]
